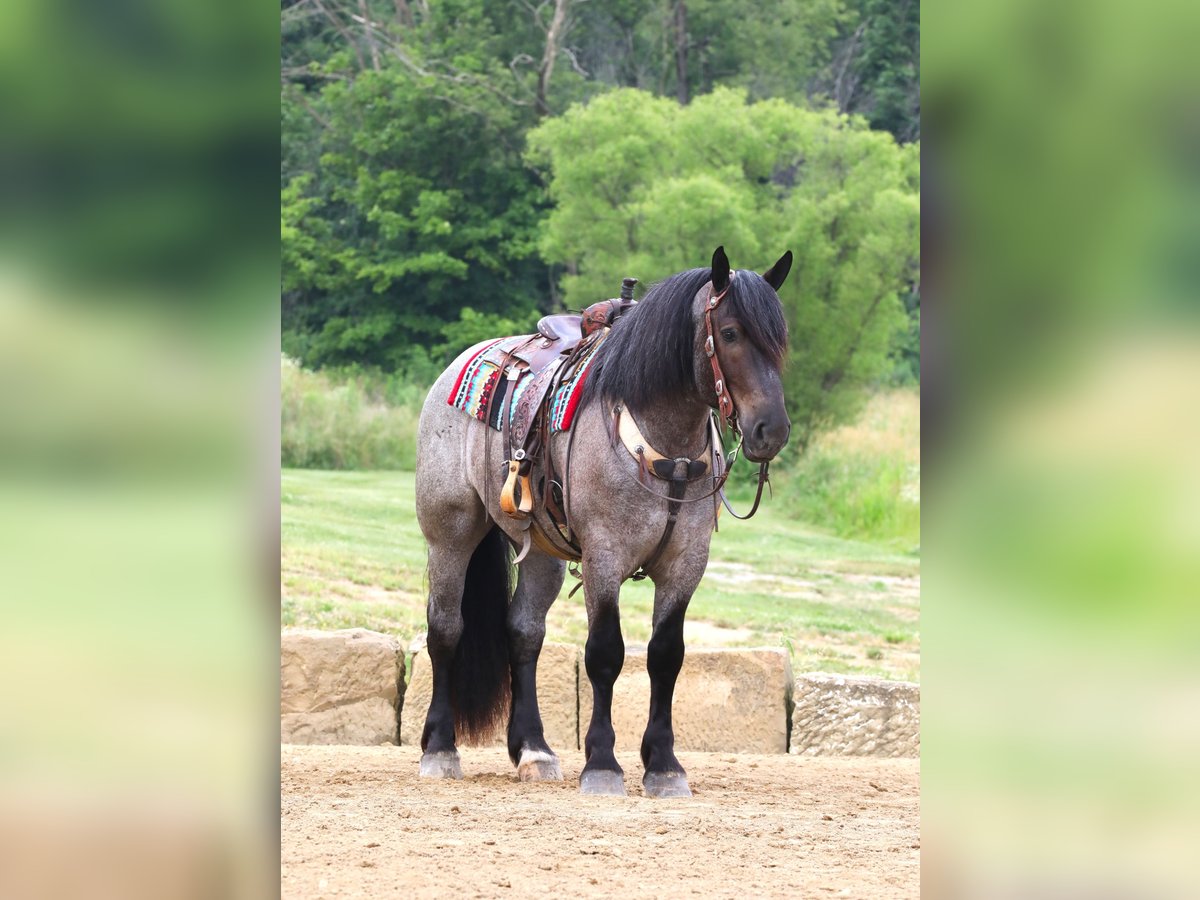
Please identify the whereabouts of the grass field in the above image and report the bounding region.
[282,468,920,682]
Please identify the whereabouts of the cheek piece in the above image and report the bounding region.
[703,275,737,430]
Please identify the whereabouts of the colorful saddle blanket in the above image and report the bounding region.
[447,331,604,433]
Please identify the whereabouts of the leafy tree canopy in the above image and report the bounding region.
[282,67,545,371]
[280,0,919,444]
[528,87,919,444]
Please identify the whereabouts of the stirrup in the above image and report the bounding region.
[500,459,533,518]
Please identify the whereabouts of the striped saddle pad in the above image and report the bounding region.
[446,332,604,434]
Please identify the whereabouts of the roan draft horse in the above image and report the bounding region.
[414,246,792,797]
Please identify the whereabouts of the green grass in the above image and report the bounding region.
[779,389,920,549]
[282,468,920,682]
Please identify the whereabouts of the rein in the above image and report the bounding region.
[607,405,773,518]
[592,275,773,579]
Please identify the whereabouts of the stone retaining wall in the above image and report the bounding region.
[279,629,919,756]
[789,673,920,757]
[578,648,793,754]
[280,628,404,745]
[401,642,579,750]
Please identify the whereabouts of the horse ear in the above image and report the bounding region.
[762,250,793,292]
[711,246,731,292]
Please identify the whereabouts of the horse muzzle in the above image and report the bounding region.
[743,416,791,463]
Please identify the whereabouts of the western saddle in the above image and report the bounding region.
[492,279,638,560]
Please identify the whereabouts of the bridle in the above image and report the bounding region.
[612,273,774,525]
[702,273,774,520]
[703,278,737,430]
[537,271,778,590]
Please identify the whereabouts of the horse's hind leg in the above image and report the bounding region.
[419,541,477,777]
[507,550,567,781]
[417,507,491,779]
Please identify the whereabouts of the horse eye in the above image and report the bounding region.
[720,328,738,343]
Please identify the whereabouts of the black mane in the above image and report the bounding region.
[581,266,788,415]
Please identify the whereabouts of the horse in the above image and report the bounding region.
[414,246,792,797]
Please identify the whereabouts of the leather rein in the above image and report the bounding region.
[587,275,772,583]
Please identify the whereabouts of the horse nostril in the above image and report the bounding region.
[753,422,767,445]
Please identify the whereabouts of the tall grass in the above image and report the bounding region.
[780,389,920,548]
[280,358,921,549]
[280,357,425,470]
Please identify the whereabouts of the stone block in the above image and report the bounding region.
[789,673,920,757]
[578,648,793,754]
[400,641,580,752]
[532,642,581,751]
[280,628,403,745]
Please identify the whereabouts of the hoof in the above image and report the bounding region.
[419,751,462,779]
[517,749,563,782]
[579,769,626,796]
[643,771,692,799]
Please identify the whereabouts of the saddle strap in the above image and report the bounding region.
[632,464,691,581]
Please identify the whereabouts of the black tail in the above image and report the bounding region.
[451,524,513,744]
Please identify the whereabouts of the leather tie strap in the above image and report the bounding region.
[632,457,693,582]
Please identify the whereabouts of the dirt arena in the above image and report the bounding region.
[282,745,920,898]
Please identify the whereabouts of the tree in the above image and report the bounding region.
[282,69,548,369]
[527,87,919,445]
[280,0,920,392]
[568,0,845,107]
[819,0,919,142]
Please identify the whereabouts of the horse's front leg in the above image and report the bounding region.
[507,551,566,781]
[641,584,693,797]
[579,555,627,795]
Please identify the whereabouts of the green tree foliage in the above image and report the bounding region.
[820,0,920,141]
[281,0,920,446]
[282,66,546,371]
[527,87,919,445]
[282,0,561,371]
[889,288,921,385]
[570,0,844,105]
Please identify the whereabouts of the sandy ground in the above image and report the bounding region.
[282,745,919,899]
